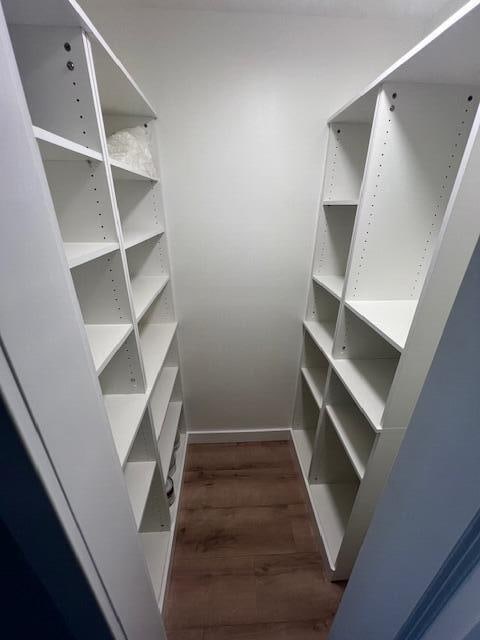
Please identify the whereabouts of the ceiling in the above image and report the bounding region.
[83,0,456,20]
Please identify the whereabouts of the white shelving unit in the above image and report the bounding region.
[294,4,480,580]
[3,0,185,616]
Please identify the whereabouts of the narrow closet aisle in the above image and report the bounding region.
[165,441,345,639]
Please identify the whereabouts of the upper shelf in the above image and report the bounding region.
[110,158,158,182]
[323,200,358,207]
[4,0,156,119]
[64,242,119,269]
[329,1,480,122]
[34,126,103,162]
[345,300,418,352]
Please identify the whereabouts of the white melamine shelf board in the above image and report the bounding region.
[84,324,132,375]
[313,274,344,300]
[159,402,183,481]
[33,126,103,162]
[345,300,418,352]
[323,200,358,206]
[304,320,336,356]
[124,460,156,529]
[65,242,118,269]
[110,158,157,182]
[310,483,357,567]
[141,531,170,601]
[131,275,169,322]
[326,405,373,479]
[104,393,147,467]
[301,367,326,408]
[124,229,163,250]
[141,322,177,391]
[332,358,398,430]
[151,367,179,439]
[3,2,156,118]
[291,428,314,477]
[329,1,480,122]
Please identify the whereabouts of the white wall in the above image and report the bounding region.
[82,3,424,429]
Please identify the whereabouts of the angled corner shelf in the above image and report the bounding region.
[104,393,148,467]
[313,274,344,300]
[84,324,132,375]
[124,229,163,250]
[110,157,158,182]
[131,275,169,322]
[33,126,103,162]
[345,299,418,352]
[124,460,156,529]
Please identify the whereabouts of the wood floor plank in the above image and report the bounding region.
[165,440,346,639]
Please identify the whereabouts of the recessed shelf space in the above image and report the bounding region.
[292,371,321,476]
[124,459,156,529]
[313,204,356,298]
[131,275,169,322]
[41,153,119,268]
[300,330,330,407]
[71,251,133,373]
[323,122,371,204]
[9,25,102,152]
[345,84,478,316]
[310,412,360,568]
[333,308,400,428]
[304,283,340,355]
[345,299,418,352]
[326,371,376,478]
[104,114,158,181]
[139,301,178,392]
[115,180,164,251]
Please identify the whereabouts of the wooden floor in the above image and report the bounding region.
[165,441,346,640]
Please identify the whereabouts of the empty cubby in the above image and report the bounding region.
[139,291,177,390]
[115,180,164,246]
[9,25,101,151]
[309,411,359,565]
[323,122,371,204]
[312,204,356,298]
[99,331,145,396]
[333,307,400,428]
[301,329,330,406]
[292,367,321,475]
[325,371,376,479]
[42,157,117,243]
[305,281,340,354]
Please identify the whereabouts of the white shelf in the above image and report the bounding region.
[124,229,163,250]
[304,320,336,356]
[110,157,157,182]
[158,402,183,481]
[310,483,358,568]
[140,322,178,391]
[326,405,373,479]
[141,531,170,600]
[332,357,398,430]
[301,367,326,408]
[65,242,119,269]
[131,275,169,322]
[291,427,315,477]
[345,300,418,352]
[85,324,132,375]
[104,393,148,467]
[323,200,358,206]
[151,367,179,438]
[313,274,344,300]
[33,126,103,162]
[124,460,156,529]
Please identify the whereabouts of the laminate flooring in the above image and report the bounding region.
[165,441,346,639]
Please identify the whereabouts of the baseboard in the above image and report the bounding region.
[187,428,291,443]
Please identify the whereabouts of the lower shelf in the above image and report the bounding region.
[304,320,336,356]
[141,433,187,606]
[310,482,357,569]
[159,402,183,481]
[84,324,132,375]
[291,427,315,477]
[104,393,147,467]
[124,460,156,529]
[140,322,177,391]
[64,242,118,269]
